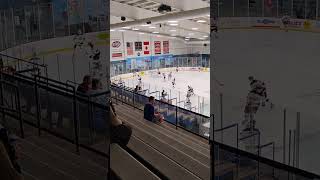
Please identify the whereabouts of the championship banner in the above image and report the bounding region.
[163,41,169,54]
[154,41,161,55]
[127,42,133,56]
[135,42,142,51]
[143,41,150,55]
[111,39,123,59]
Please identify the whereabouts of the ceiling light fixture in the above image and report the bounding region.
[191,28,199,30]
[122,27,131,29]
[141,24,150,27]
[169,29,177,32]
[110,29,115,32]
[169,23,178,26]
[152,31,159,34]
[133,28,140,31]
[149,26,156,29]
[168,20,178,23]
[197,20,206,23]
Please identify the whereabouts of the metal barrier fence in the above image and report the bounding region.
[0,71,112,177]
[111,84,211,139]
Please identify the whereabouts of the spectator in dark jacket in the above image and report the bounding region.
[144,96,163,123]
[77,75,92,94]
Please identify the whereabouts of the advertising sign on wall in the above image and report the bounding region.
[127,42,133,56]
[111,39,123,59]
[163,41,169,54]
[154,41,161,55]
[143,41,150,55]
[135,42,142,51]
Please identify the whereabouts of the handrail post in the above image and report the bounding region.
[175,105,178,130]
[16,85,24,138]
[296,112,300,168]
[34,75,41,136]
[72,87,80,153]
[220,93,223,143]
[283,108,287,164]
[0,73,5,124]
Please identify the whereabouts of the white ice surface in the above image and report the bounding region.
[213,29,320,175]
[124,70,210,116]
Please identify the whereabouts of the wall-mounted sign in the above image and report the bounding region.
[154,41,161,54]
[163,41,169,54]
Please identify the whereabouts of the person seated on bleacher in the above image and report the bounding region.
[144,96,164,124]
[0,125,23,180]
[77,75,92,94]
[110,101,132,147]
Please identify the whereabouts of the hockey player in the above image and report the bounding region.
[185,92,192,110]
[137,75,142,88]
[281,15,290,32]
[187,86,194,96]
[248,76,271,107]
[176,67,179,72]
[161,90,168,102]
[241,91,261,154]
[168,72,172,80]
[163,73,166,81]
[172,78,176,88]
[157,68,161,75]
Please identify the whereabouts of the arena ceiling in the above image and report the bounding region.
[110,0,210,41]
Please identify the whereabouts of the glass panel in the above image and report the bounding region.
[293,0,306,18]
[39,3,55,39]
[13,8,27,45]
[52,0,69,37]
[219,0,234,17]
[25,6,40,42]
[306,0,317,19]
[249,0,263,16]
[264,0,278,17]
[279,0,293,16]
[234,0,248,16]
[39,88,75,139]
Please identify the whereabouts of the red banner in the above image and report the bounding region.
[154,41,161,54]
[143,41,150,55]
[163,41,169,54]
[127,42,133,56]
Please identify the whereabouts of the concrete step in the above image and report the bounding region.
[20,153,76,180]
[20,138,104,180]
[26,136,107,178]
[118,109,210,166]
[115,103,209,150]
[22,171,39,180]
[110,143,161,180]
[118,116,210,180]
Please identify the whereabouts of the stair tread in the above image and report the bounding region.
[20,138,104,180]
[20,153,76,180]
[118,116,210,180]
[110,144,160,180]
[26,136,107,177]
[116,107,210,165]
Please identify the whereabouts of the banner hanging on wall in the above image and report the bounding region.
[143,41,150,55]
[154,41,161,54]
[135,42,142,51]
[111,39,123,59]
[127,42,133,56]
[163,41,169,54]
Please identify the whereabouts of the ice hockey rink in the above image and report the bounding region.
[213,29,320,174]
[118,68,210,116]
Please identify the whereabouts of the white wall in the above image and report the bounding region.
[110,31,210,61]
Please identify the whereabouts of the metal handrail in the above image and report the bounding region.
[214,123,239,149]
